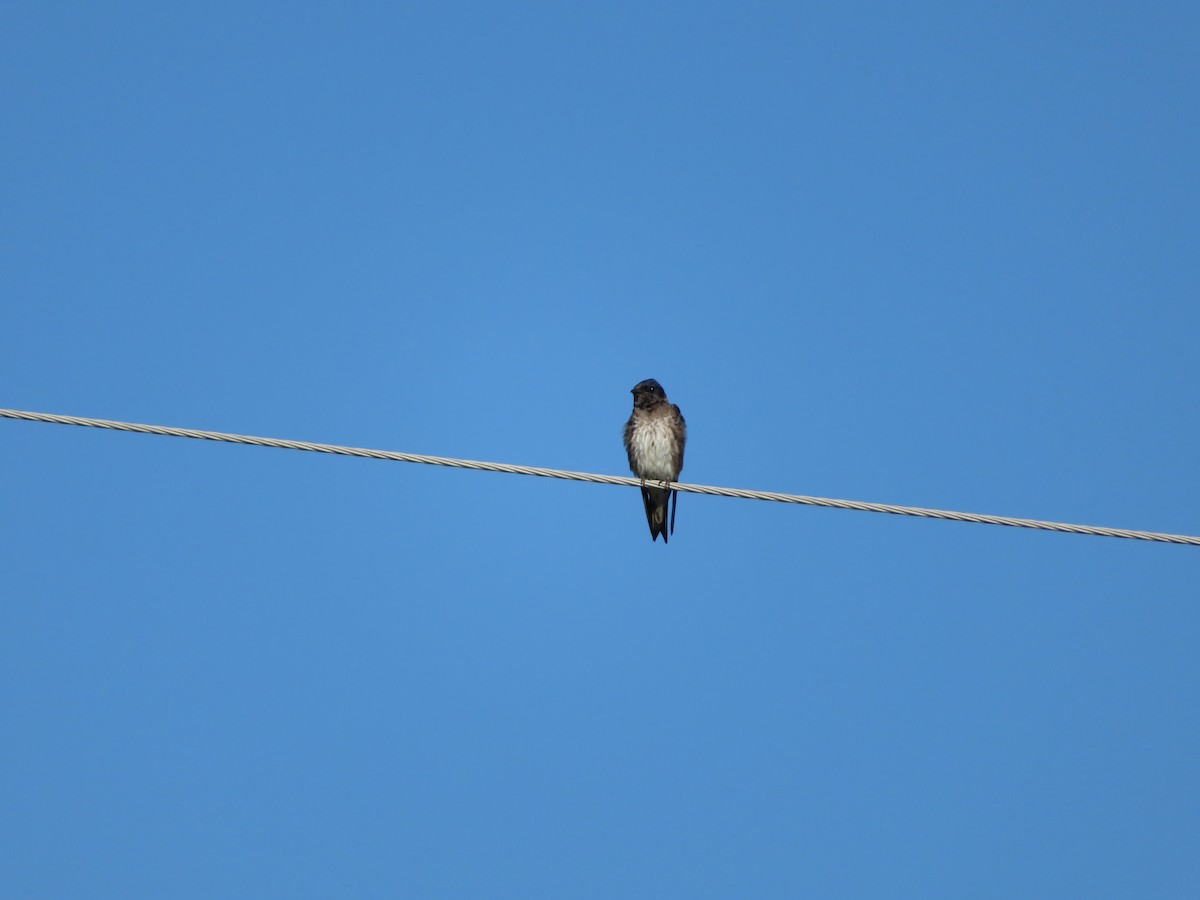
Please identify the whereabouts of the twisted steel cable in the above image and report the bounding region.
[3,407,1196,546]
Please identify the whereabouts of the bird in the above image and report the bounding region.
[623,378,687,543]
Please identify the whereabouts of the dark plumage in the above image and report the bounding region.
[623,378,687,543]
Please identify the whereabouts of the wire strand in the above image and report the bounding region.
[3,407,1196,546]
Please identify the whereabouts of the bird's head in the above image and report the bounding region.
[631,378,668,409]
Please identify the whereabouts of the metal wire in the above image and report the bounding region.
[3,407,1196,546]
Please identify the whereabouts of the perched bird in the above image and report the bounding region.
[623,378,687,543]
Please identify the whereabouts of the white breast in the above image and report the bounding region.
[630,416,678,481]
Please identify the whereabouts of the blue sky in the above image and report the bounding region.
[3,2,1198,896]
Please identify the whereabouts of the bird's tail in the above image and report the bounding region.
[643,485,672,543]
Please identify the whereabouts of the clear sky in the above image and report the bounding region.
[3,2,1198,897]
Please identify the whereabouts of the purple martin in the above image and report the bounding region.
[623,378,687,543]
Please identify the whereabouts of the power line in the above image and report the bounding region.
[2,407,1196,546]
